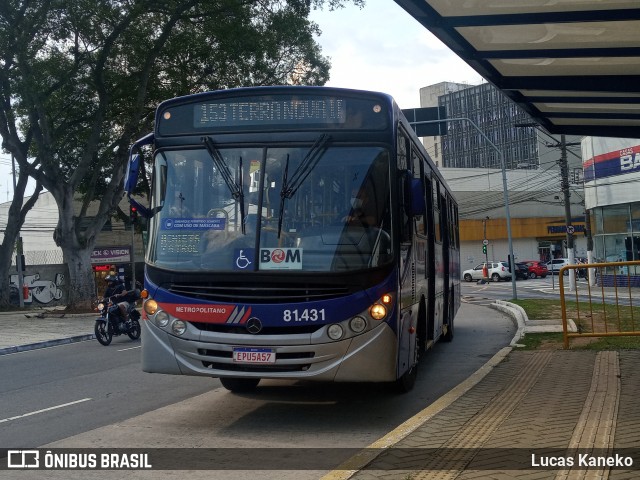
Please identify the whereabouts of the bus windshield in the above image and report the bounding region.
[147,144,393,272]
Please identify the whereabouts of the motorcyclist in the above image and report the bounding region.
[103,274,126,299]
[103,275,138,325]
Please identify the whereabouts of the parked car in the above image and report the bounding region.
[521,260,548,279]
[512,262,530,280]
[462,261,512,282]
[546,258,571,275]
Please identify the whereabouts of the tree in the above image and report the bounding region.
[0,157,42,308]
[0,0,361,310]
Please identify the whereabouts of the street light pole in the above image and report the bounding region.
[483,216,489,265]
[560,135,576,291]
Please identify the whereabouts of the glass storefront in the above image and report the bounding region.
[592,202,640,278]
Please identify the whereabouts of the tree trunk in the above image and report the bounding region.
[61,246,96,311]
[0,168,41,309]
[0,225,19,308]
[54,188,100,311]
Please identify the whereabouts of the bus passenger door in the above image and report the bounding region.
[422,170,436,348]
[440,194,450,328]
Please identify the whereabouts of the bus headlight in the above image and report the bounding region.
[369,303,387,320]
[327,324,344,341]
[172,319,187,336]
[155,310,170,328]
[144,299,158,315]
[349,316,367,333]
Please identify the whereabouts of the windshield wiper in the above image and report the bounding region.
[277,134,331,238]
[202,136,246,234]
[281,134,331,199]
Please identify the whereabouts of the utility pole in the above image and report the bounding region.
[559,134,578,292]
[584,207,595,285]
[12,154,25,307]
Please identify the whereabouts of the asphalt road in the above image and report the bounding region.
[0,337,213,448]
[461,275,581,301]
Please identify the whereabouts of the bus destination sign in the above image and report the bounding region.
[194,97,347,129]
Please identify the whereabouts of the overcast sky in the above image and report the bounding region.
[310,0,483,109]
[0,1,485,203]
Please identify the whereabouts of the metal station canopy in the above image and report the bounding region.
[395,0,640,138]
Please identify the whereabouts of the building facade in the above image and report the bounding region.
[582,137,640,285]
[442,168,587,273]
[419,82,586,272]
[420,82,539,170]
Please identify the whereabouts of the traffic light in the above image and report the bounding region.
[482,244,487,254]
[130,205,138,224]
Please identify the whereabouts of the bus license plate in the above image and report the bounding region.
[233,347,276,364]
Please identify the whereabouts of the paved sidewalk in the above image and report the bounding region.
[320,304,640,480]
[0,308,96,355]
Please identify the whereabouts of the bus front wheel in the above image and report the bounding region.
[395,362,418,393]
[219,377,260,393]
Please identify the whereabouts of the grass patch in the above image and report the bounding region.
[509,298,640,350]
[515,332,564,350]
[515,333,640,351]
[510,299,563,320]
[572,336,640,350]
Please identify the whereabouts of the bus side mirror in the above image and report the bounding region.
[125,132,154,194]
[124,153,141,194]
[125,133,154,218]
[409,177,425,217]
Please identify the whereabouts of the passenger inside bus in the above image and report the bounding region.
[341,187,377,227]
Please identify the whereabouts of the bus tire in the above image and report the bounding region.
[442,317,454,342]
[219,377,260,393]
[395,362,418,393]
[417,298,427,353]
[442,297,454,342]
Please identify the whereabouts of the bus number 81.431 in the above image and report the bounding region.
[283,309,326,322]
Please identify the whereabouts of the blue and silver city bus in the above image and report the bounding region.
[125,86,460,392]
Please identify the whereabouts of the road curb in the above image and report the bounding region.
[0,334,95,356]
[490,300,527,346]
[320,346,513,480]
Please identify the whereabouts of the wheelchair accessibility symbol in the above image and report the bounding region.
[235,249,253,270]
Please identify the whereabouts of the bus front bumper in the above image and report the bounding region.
[141,319,398,383]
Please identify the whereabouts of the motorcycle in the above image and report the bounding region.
[94,297,141,346]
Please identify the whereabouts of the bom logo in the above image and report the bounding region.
[259,248,302,270]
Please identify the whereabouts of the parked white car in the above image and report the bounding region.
[462,261,512,282]
[546,258,571,275]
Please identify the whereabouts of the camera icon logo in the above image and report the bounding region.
[7,450,40,468]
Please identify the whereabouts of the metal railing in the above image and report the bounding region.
[560,260,640,349]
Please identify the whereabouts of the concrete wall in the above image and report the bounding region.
[9,263,70,307]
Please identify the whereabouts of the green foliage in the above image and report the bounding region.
[0,0,359,305]
[3,0,344,192]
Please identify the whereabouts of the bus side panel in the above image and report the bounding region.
[396,305,417,379]
[141,319,183,374]
[432,241,445,340]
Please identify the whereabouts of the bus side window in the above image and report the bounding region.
[433,178,442,244]
[397,131,411,242]
[423,173,431,237]
[411,149,425,237]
